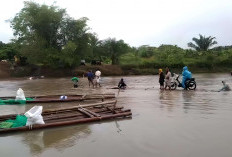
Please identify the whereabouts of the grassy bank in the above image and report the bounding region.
[0,62,11,78]
[1,63,125,77]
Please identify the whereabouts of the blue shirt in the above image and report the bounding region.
[87,72,94,79]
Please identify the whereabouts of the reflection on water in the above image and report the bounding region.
[1,74,232,157]
[114,121,121,133]
[182,91,196,113]
[159,90,178,112]
[22,124,90,155]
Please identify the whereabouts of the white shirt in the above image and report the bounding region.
[95,70,101,77]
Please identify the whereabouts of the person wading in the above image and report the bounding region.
[159,69,165,90]
[71,77,79,88]
[87,70,94,88]
[95,69,101,87]
[118,78,127,89]
[219,81,231,92]
[164,67,171,90]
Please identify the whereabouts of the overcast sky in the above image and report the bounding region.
[0,0,232,48]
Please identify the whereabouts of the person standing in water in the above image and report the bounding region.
[164,67,171,90]
[159,69,165,90]
[87,70,94,88]
[95,69,101,87]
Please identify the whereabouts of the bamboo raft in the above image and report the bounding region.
[0,93,115,104]
[0,100,132,133]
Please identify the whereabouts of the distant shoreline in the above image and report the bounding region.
[0,62,231,79]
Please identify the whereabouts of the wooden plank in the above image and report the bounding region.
[81,108,101,117]
[42,100,117,113]
[43,107,125,123]
[77,108,94,118]
[0,94,115,104]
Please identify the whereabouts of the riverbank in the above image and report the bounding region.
[0,62,231,79]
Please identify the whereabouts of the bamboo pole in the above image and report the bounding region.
[44,108,128,123]
[0,105,123,122]
[81,108,101,117]
[77,108,94,118]
[44,107,126,122]
[0,111,132,133]
[42,100,117,113]
[0,93,115,100]
[0,106,125,122]
[44,109,118,123]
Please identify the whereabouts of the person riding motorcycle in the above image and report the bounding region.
[182,66,192,89]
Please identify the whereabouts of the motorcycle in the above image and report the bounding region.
[171,73,196,90]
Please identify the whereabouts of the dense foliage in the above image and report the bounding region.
[0,42,19,62]
[7,1,129,68]
[120,44,232,72]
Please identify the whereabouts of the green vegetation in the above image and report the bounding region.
[120,43,232,74]
[0,1,231,76]
[188,34,217,51]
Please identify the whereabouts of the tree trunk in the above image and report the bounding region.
[111,53,116,65]
[111,52,119,65]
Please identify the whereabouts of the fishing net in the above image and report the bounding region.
[26,97,34,101]
[0,122,13,129]
[0,99,26,105]
[4,115,27,128]
[0,98,34,105]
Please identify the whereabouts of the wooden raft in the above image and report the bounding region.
[0,100,132,133]
[0,93,116,104]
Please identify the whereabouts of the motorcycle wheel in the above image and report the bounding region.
[171,82,177,90]
[187,81,196,90]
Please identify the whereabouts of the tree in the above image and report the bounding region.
[60,17,91,58]
[0,43,19,61]
[187,34,217,51]
[156,45,185,67]
[10,1,91,67]
[101,38,129,65]
[11,2,65,49]
[88,33,105,61]
[10,1,66,65]
[137,45,155,58]
[0,41,5,49]
[60,41,78,68]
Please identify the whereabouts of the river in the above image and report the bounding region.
[0,73,232,157]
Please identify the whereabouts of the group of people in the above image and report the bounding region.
[159,66,231,92]
[159,66,192,90]
[86,69,102,88]
[72,69,128,89]
[158,67,172,90]
[87,70,127,89]
[72,65,231,92]
[71,69,101,88]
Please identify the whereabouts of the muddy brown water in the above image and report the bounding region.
[1,74,232,157]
